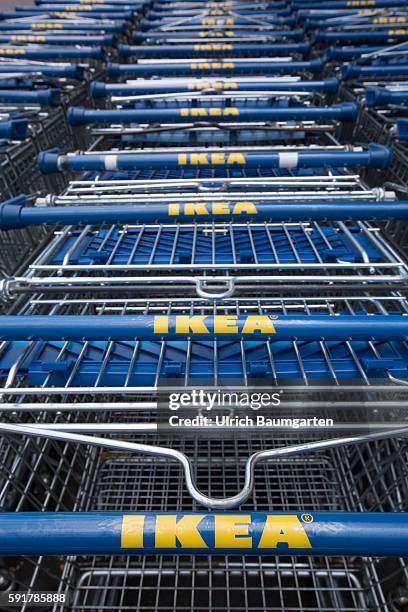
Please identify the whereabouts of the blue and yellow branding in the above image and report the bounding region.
[373,16,406,24]
[154,315,277,335]
[168,201,257,216]
[387,28,408,36]
[179,106,239,117]
[190,61,235,70]
[32,23,64,29]
[121,514,312,550]
[201,18,234,25]
[0,48,25,55]
[177,151,245,165]
[187,80,238,90]
[199,30,235,37]
[11,35,46,42]
[193,43,233,51]
[347,0,375,5]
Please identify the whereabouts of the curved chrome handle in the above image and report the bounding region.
[195,277,236,299]
[1,422,408,509]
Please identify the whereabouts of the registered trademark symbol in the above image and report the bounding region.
[301,513,313,523]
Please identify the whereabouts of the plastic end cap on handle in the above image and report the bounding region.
[368,144,392,169]
[37,148,61,174]
[396,119,408,141]
[118,44,132,57]
[103,34,115,45]
[309,58,325,73]
[67,107,86,126]
[365,87,387,107]
[9,119,28,140]
[90,82,106,98]
[341,64,360,81]
[340,101,359,121]
[324,77,339,93]
[0,195,26,231]
[38,89,61,106]
[107,63,121,76]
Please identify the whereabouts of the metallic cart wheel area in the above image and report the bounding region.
[2,0,408,610]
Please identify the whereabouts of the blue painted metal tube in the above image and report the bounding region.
[119,42,310,58]
[0,34,115,45]
[0,22,124,32]
[342,63,408,80]
[0,89,60,105]
[0,46,104,59]
[132,30,298,41]
[396,119,408,140]
[91,78,339,98]
[67,103,358,126]
[315,29,408,43]
[15,5,136,15]
[0,119,27,140]
[107,59,325,77]
[0,64,84,78]
[366,87,408,107]
[7,10,135,20]
[0,512,408,557]
[0,314,407,341]
[2,199,408,229]
[37,144,391,174]
[294,0,406,8]
[326,45,385,60]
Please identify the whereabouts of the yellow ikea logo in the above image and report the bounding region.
[177,152,246,165]
[168,201,257,216]
[193,43,233,51]
[201,18,234,25]
[388,29,408,35]
[347,0,375,5]
[179,107,239,117]
[374,16,406,23]
[190,61,235,70]
[187,80,238,90]
[121,514,312,550]
[153,315,277,335]
[199,30,235,37]
[11,35,46,42]
[0,49,25,54]
[32,23,63,29]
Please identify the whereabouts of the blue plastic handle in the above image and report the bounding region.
[67,103,359,126]
[0,63,84,78]
[0,314,407,341]
[294,0,406,8]
[107,59,325,77]
[0,88,60,105]
[342,63,408,80]
[366,87,408,107]
[146,11,296,24]
[91,78,339,98]
[14,6,136,18]
[326,45,384,60]
[316,28,408,42]
[0,34,114,45]
[0,512,408,556]
[0,21,125,32]
[3,199,408,229]
[37,144,391,174]
[119,42,311,58]
[0,46,105,60]
[0,119,27,140]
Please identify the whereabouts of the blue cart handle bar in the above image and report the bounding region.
[37,144,392,174]
[0,511,407,556]
[66,103,359,126]
[2,197,408,229]
[0,314,407,341]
